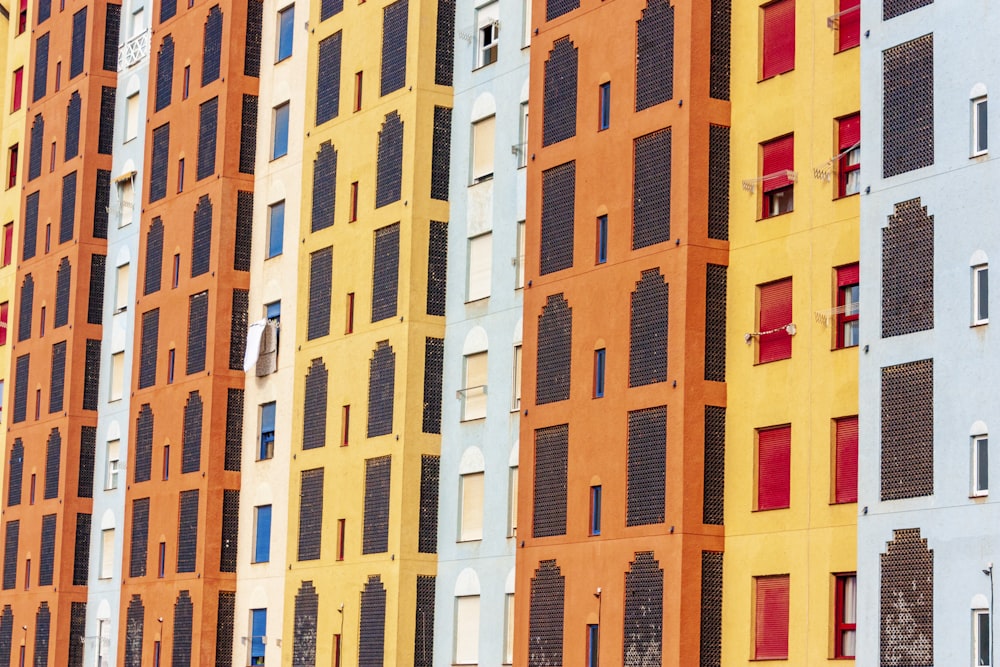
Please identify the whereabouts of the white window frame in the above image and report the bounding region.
[110,352,125,402]
[454,594,481,664]
[974,607,992,667]
[471,115,496,182]
[461,351,488,421]
[507,466,518,537]
[503,591,515,664]
[115,263,129,313]
[514,220,526,288]
[973,434,989,497]
[517,103,528,169]
[459,471,484,541]
[973,96,989,157]
[475,2,499,68]
[511,344,522,411]
[125,93,140,142]
[106,439,121,490]
[466,233,492,302]
[100,528,115,579]
[974,264,989,325]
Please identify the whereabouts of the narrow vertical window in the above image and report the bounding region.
[974,608,991,667]
[587,624,599,667]
[333,635,342,667]
[16,0,25,35]
[345,292,355,333]
[598,82,610,130]
[341,405,350,445]
[354,72,363,112]
[756,424,791,510]
[267,201,284,258]
[349,181,359,221]
[761,0,795,79]
[835,264,859,348]
[834,574,857,658]
[460,472,485,540]
[158,542,166,577]
[11,68,22,111]
[462,351,488,421]
[253,505,272,562]
[973,434,989,496]
[507,467,518,537]
[593,348,605,398]
[0,302,7,345]
[183,65,190,99]
[761,134,794,218]
[471,115,496,182]
[259,402,276,460]
[837,113,860,197]
[125,93,140,142]
[276,5,294,61]
[476,2,499,68]
[177,158,185,193]
[2,222,13,266]
[163,444,170,479]
[758,278,793,362]
[105,440,120,489]
[172,254,180,288]
[754,574,790,659]
[7,144,18,189]
[596,215,608,264]
[836,0,859,52]
[974,264,989,325]
[834,416,858,503]
[167,348,175,383]
[110,352,124,400]
[272,102,289,159]
[589,485,601,535]
[250,610,267,665]
[973,96,989,156]
[511,345,522,411]
[515,220,526,288]
[336,518,346,560]
[517,102,528,168]
[466,233,492,301]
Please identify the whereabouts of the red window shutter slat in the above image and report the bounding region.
[837,263,859,287]
[762,0,795,79]
[758,278,792,363]
[3,225,12,266]
[755,575,790,659]
[762,135,794,192]
[839,114,861,151]
[0,302,7,346]
[758,425,791,510]
[835,416,858,503]
[838,0,860,51]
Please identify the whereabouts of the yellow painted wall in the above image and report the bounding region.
[723,2,859,665]
[283,0,449,664]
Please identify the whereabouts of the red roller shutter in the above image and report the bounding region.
[839,114,861,151]
[758,278,792,363]
[837,263,859,287]
[762,0,795,79]
[835,416,858,503]
[762,134,794,192]
[755,575,790,659]
[838,0,860,52]
[758,425,791,510]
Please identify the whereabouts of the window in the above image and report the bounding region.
[11,68,22,112]
[973,96,989,156]
[253,505,271,563]
[517,102,528,168]
[754,574,789,660]
[834,574,857,658]
[761,0,794,79]
[182,65,190,99]
[345,292,355,333]
[460,472,484,541]
[16,0,25,35]
[836,0,859,52]
[757,425,791,510]
[758,278,793,363]
[3,223,13,266]
[250,609,266,665]
[455,595,481,664]
[596,215,608,264]
[333,635,342,667]
[467,233,492,301]
[834,416,857,504]
[167,348,175,383]
[158,541,166,577]
[267,201,284,258]
[177,158,185,193]
[162,444,170,480]
[340,405,350,445]
[761,135,794,218]
[276,5,294,62]
[130,5,145,36]
[507,467,518,537]
[100,528,114,579]
[515,220,526,288]
[476,2,498,68]
[974,264,989,325]
[974,608,991,667]
[50,142,56,172]
[105,439,120,489]
[0,302,7,345]
[587,624,599,667]
[835,264,859,348]
[7,144,17,189]
[172,253,180,288]
[259,402,275,460]
[462,351,487,421]
[974,434,989,497]
[589,485,601,535]
[594,348,606,398]
[349,181,359,221]
[125,93,140,142]
[55,61,61,91]
[504,592,515,663]
[598,82,610,130]
[115,263,130,312]
[110,352,124,401]
[272,102,289,159]
[837,114,860,197]
[354,72,363,112]
[511,345,522,411]
[336,518,346,560]
[471,115,496,182]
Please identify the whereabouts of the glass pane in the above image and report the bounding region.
[978,100,989,153]
[842,576,857,623]
[841,629,856,658]
[979,611,991,665]
[979,268,989,321]
[278,6,294,61]
[978,437,989,492]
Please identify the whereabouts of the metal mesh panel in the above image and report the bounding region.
[311,142,337,232]
[145,219,164,294]
[533,424,568,537]
[34,603,50,667]
[68,602,86,665]
[376,112,403,208]
[414,575,435,666]
[156,36,174,111]
[536,294,572,404]
[321,0,343,20]
[70,8,87,77]
[705,264,727,381]
[8,440,23,506]
[72,514,90,585]
[88,254,106,324]
[139,310,159,388]
[700,552,723,667]
[317,33,342,124]
[182,392,203,473]
[32,35,48,102]
[708,125,730,239]
[186,291,208,374]
[529,560,565,666]
[104,4,121,71]
[430,106,451,200]
[78,426,96,497]
[0,605,12,666]
[215,591,236,666]
[710,0,731,100]
[239,95,258,174]
[633,128,671,249]
[703,406,725,525]
[65,92,81,159]
[434,0,455,85]
[38,0,50,21]
[23,192,38,262]
[197,98,218,180]
[546,0,577,20]
[172,591,193,667]
[367,341,395,437]
[363,455,391,554]
[293,581,319,666]
[244,0,262,75]
[635,0,674,111]
[881,359,933,500]
[224,388,243,471]
[2,522,17,589]
[880,529,933,665]
[882,34,933,177]
[124,596,144,667]
[129,497,149,577]
[380,0,408,95]
[297,468,324,560]
[630,269,668,387]
[884,0,932,20]
[202,6,223,85]
[426,221,447,316]
[624,552,663,664]
[99,87,116,154]
[307,246,332,339]
[303,359,328,450]
[81,344,99,419]
[177,490,199,572]
[60,171,77,244]
[49,341,66,412]
[230,289,249,370]
[220,489,239,572]
[55,257,71,327]
[150,124,170,202]
[421,337,443,434]
[13,355,28,423]
[160,0,175,23]
[881,198,933,337]
[235,191,254,271]
[17,275,32,341]
[540,162,575,275]
[28,114,43,181]
[94,170,110,239]
[135,405,153,482]
[39,514,56,585]
[627,406,666,526]
[372,223,400,321]
[44,428,60,499]
[418,454,439,553]
[360,576,387,666]
[542,39,577,146]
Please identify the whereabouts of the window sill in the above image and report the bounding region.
[835,43,859,55]
[972,320,989,327]
[971,491,989,499]
[835,191,860,201]
[758,68,794,83]
[830,499,856,506]
[469,174,494,186]
[473,62,497,72]
[460,416,486,424]
[465,296,489,305]
[275,54,292,65]
[758,209,794,222]
[832,343,858,352]
[457,537,483,544]
[752,505,790,513]
[971,150,989,159]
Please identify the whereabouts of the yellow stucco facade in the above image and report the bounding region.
[723,1,859,665]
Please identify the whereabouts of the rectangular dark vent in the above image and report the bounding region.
[321,0,343,20]
[68,601,87,666]
[426,221,447,316]
[540,162,575,275]
[88,254,106,325]
[130,497,149,577]
[239,95,258,174]
[380,0,408,95]
[0,605,10,667]
[546,0,578,20]
[542,38,578,146]
[372,223,400,322]
[363,455,391,553]
[434,0,454,86]
[155,36,174,112]
[124,596,145,667]
[78,426,96,498]
[55,257,71,327]
[99,86,116,154]
[134,405,154,483]
[220,489,239,572]
[181,392,203,473]
[882,198,933,337]
[367,341,395,437]
[316,33,342,124]
[528,560,565,664]
[38,0,50,21]
[94,170,110,239]
[103,4,121,71]
[303,358,328,450]
[13,355,28,423]
[881,359,934,500]
[32,34,48,102]
[884,0,932,20]
[60,171,77,244]
[24,190,39,258]
[297,468,324,561]
[418,454,439,553]
[709,0,731,100]
[624,553,664,661]
[224,388,244,471]
[39,514,56,585]
[705,264,727,382]
[72,513,90,585]
[202,6,223,85]
[7,440,23,506]
[2,521,18,589]
[359,576,387,665]
[70,8,87,78]
[244,0,263,76]
[235,191,253,271]
[197,97,218,180]
[708,125,730,240]
[33,603,50,667]
[375,112,403,207]
[627,406,667,526]
[533,424,568,537]
[28,115,43,181]
[65,92,81,160]
[139,309,159,388]
[703,406,726,525]
[880,529,933,666]
[700,552,723,667]
[150,124,170,203]
[172,592,193,666]
[215,591,236,666]
[176,490,199,572]
[186,291,208,374]
[633,128,672,249]
[44,428,60,499]
[635,0,674,111]
[293,582,319,665]
[307,246,332,340]
[629,269,669,387]
[230,289,249,370]
[882,34,933,177]
[311,142,337,232]
[536,294,572,404]
[160,0,175,22]
[414,575,435,666]
[421,337,443,434]
[48,341,66,413]
[430,106,451,201]
[145,218,164,294]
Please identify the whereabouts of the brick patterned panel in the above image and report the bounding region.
[881,358,933,500]
[321,0,343,20]
[430,106,451,200]
[546,0,577,20]
[297,468,324,560]
[129,497,149,576]
[202,6,223,85]
[882,34,933,177]
[0,605,12,666]
[70,8,87,77]
[182,392,203,473]
[34,603,50,667]
[426,221,447,316]
[197,97,218,180]
[145,218,164,294]
[150,124,170,202]
[7,440,23,506]
[88,254,106,324]
[421,337,443,434]
[633,128,672,249]
[293,581,319,666]
[884,0,932,20]
[710,0,730,100]
[220,489,239,572]
[24,191,38,259]
[363,455,391,554]
[376,112,404,207]
[72,513,90,585]
[435,0,455,85]
[49,341,66,412]
[44,428,60,500]
[230,289,249,369]
[708,125,730,239]
[536,294,572,404]
[124,596,144,667]
[156,36,174,111]
[17,275,32,341]
[418,454,439,553]
[360,575,387,666]
[700,551,723,667]
[880,529,933,665]
[316,33,342,124]
[244,0,263,75]
[372,223,400,321]
[134,405,153,482]
[881,198,933,337]
[703,406,725,525]
[32,36,48,102]
[235,191,254,271]
[215,591,236,666]
[160,0,175,24]
[139,309,159,388]
[177,490,199,572]
[414,574,436,666]
[2,522,17,589]
[635,0,674,111]
[533,424,568,537]
[55,256,71,327]
[65,92,81,159]
[98,87,116,154]
[540,162,575,275]
[627,406,666,526]
[68,601,86,666]
[37,0,50,21]
[186,291,208,374]
[303,359,328,450]
[624,552,663,664]
[103,4,120,71]
[28,114,43,181]
[12,355,28,423]
[39,514,56,585]
[78,426,96,497]
[307,246,332,339]
[380,0,408,95]
[172,591,193,667]
[84,339,101,410]
[367,341,395,437]
[224,388,243,471]
[94,170,110,239]
[630,268,669,387]
[239,95,258,174]
[311,142,337,232]
[705,264,727,382]
[528,560,565,666]
[542,39,578,146]
[60,172,77,244]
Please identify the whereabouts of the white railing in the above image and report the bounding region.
[118,29,150,71]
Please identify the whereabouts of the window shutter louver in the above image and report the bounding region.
[838,0,860,50]
[762,135,794,191]
[755,575,790,659]
[155,37,174,112]
[758,278,792,362]
[839,114,860,150]
[762,0,794,79]
[70,8,87,78]
[757,425,790,510]
[835,416,858,503]
[32,35,48,102]
[103,4,120,71]
[837,263,859,287]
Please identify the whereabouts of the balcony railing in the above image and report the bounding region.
[118,29,150,71]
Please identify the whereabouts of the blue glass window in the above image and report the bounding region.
[250,608,267,664]
[277,6,294,62]
[254,505,271,563]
